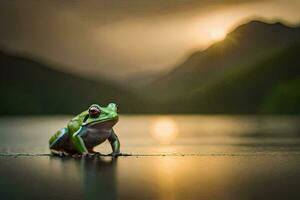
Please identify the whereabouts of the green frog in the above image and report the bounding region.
[49,103,120,157]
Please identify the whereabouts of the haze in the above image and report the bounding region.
[0,0,299,81]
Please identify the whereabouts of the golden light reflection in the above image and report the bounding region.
[209,28,227,41]
[150,118,178,145]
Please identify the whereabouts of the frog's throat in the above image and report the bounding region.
[82,116,119,127]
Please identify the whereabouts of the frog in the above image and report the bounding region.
[49,103,120,157]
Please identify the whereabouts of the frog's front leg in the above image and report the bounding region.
[108,129,121,156]
[71,128,89,154]
[71,129,101,157]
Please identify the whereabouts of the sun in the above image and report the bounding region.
[210,28,227,41]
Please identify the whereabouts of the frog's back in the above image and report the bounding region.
[49,113,85,152]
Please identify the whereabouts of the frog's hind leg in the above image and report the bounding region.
[49,128,70,156]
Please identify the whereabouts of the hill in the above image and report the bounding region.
[147,21,300,114]
[165,41,300,114]
[0,51,146,115]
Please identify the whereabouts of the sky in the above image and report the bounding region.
[0,0,300,81]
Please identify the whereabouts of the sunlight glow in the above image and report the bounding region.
[150,118,178,145]
[209,28,227,41]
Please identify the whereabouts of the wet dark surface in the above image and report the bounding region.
[0,115,300,200]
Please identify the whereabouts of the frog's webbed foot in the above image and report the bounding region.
[50,149,70,157]
[71,153,83,158]
[108,152,122,157]
[83,153,99,158]
[71,152,103,158]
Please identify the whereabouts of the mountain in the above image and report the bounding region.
[0,51,147,115]
[166,41,300,114]
[1,20,300,115]
[147,21,300,114]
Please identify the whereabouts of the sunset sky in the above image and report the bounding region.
[0,0,300,81]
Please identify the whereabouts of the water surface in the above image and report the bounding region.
[0,115,300,200]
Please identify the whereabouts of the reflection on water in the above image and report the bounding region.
[117,156,300,200]
[80,157,117,200]
[150,117,178,144]
[1,155,300,200]
[0,156,118,200]
[49,156,118,200]
[0,115,300,200]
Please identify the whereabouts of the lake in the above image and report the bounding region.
[1,115,300,200]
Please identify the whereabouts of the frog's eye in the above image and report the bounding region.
[89,106,101,118]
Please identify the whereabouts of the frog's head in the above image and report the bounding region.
[83,103,119,128]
